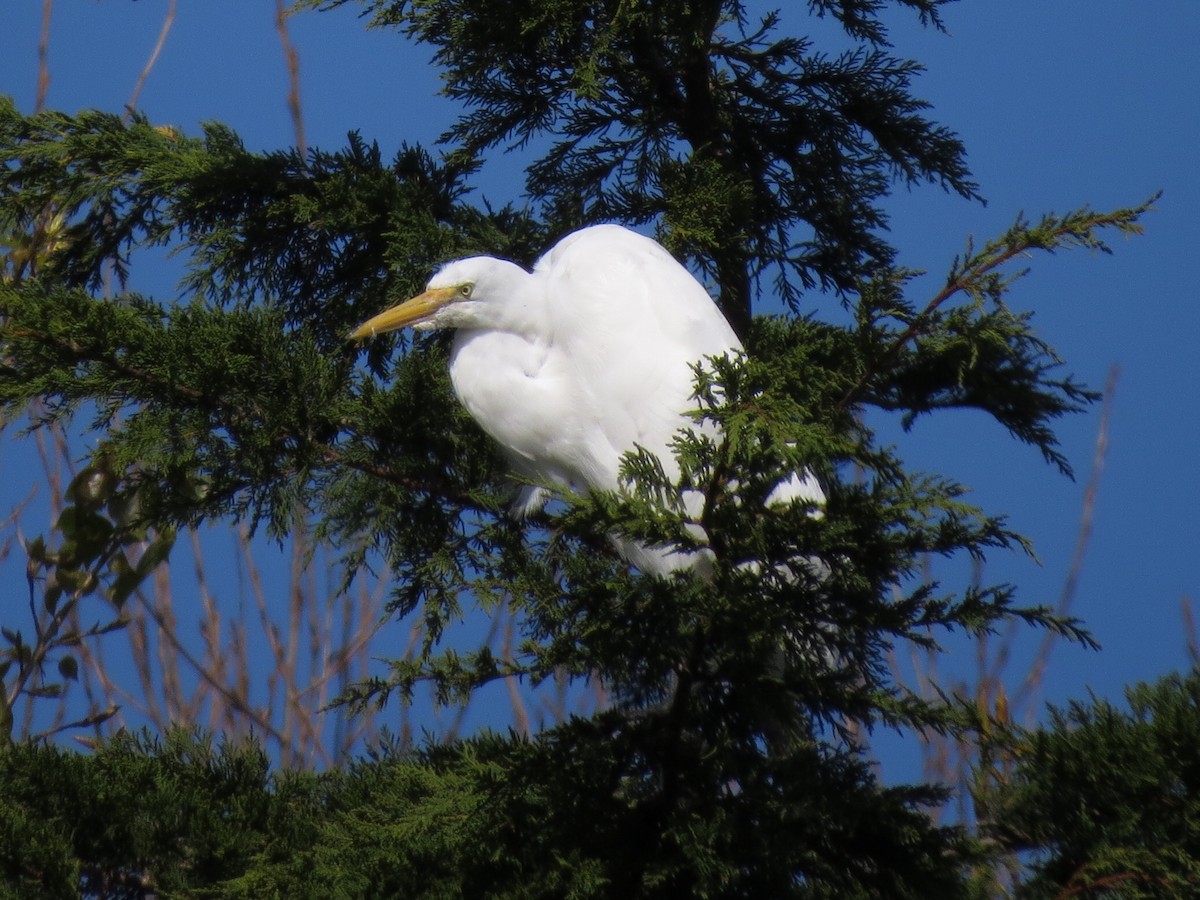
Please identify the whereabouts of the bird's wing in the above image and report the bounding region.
[536,225,740,485]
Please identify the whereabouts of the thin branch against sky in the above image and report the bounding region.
[125,0,176,118]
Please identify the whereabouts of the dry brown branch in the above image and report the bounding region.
[588,677,609,717]
[542,667,568,730]
[1015,365,1117,712]
[74,627,124,738]
[121,589,160,723]
[1182,596,1198,666]
[236,523,312,766]
[7,410,73,734]
[190,528,225,729]
[136,560,292,747]
[502,609,530,735]
[275,0,308,158]
[125,0,177,117]
[36,0,52,113]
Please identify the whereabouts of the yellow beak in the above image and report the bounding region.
[349,286,459,340]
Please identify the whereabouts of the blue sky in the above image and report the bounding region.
[1,2,1198,755]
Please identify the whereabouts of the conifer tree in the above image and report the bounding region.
[981,669,1200,898]
[0,1,1153,895]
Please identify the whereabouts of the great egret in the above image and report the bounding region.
[351,224,824,574]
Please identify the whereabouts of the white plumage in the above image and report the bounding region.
[352,224,824,574]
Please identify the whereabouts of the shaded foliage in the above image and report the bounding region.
[982,669,1200,899]
[0,730,322,899]
[0,726,973,899]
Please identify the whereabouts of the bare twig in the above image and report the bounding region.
[1182,596,1198,666]
[137,560,293,750]
[36,0,52,112]
[501,608,530,735]
[1016,365,1117,710]
[275,0,308,158]
[125,0,177,117]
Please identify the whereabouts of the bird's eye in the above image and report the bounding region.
[459,283,474,299]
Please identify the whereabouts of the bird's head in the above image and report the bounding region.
[350,256,532,340]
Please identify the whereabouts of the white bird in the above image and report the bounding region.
[351,224,824,575]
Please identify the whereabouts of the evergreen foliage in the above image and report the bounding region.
[982,669,1200,899]
[306,0,979,338]
[0,0,1158,895]
[0,729,323,898]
